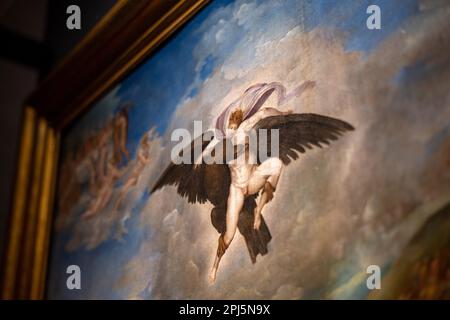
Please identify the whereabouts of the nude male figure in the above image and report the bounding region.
[151,81,354,284]
[209,107,291,283]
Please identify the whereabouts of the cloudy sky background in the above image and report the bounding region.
[47,0,450,299]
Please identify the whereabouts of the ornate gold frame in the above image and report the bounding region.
[0,0,210,300]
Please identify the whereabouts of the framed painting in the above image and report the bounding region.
[2,0,450,300]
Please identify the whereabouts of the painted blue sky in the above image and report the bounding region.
[63,0,419,158]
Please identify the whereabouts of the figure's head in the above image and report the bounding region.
[228,109,244,130]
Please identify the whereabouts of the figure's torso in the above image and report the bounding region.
[228,127,256,189]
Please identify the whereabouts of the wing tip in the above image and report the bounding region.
[344,122,355,131]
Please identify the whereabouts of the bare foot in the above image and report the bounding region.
[209,268,217,284]
[253,214,261,230]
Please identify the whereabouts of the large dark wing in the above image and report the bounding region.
[253,113,354,165]
[150,132,230,205]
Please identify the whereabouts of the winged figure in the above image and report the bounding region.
[151,82,354,282]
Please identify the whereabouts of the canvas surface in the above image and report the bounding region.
[47,0,450,299]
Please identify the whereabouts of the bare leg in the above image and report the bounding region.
[82,184,112,219]
[253,182,275,229]
[99,188,113,211]
[247,158,283,229]
[82,193,104,219]
[209,184,244,283]
[115,177,137,209]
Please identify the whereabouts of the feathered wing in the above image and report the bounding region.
[151,131,221,204]
[252,113,354,165]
